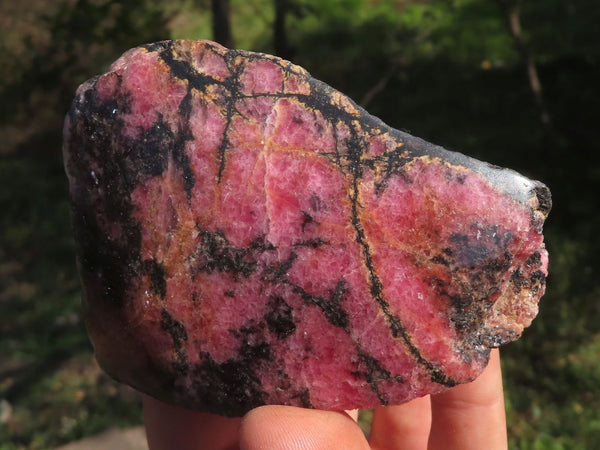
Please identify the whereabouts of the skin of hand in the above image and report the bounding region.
[143,349,507,450]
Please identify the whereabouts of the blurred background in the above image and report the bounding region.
[1,0,599,448]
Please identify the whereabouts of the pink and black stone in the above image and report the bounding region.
[63,40,551,416]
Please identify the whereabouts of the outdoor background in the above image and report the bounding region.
[1,0,599,448]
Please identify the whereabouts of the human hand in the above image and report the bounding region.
[143,349,507,449]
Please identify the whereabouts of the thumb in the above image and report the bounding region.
[239,405,370,450]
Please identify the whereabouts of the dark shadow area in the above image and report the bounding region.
[1,0,599,447]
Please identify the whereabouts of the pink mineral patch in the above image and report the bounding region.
[64,40,551,416]
[240,59,284,95]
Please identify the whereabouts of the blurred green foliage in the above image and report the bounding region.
[1,0,599,448]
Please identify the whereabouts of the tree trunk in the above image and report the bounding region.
[496,0,552,129]
[274,0,291,59]
[211,0,233,48]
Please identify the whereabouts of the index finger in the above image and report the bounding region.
[428,348,507,450]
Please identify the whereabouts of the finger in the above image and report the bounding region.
[369,395,432,450]
[428,349,507,450]
[239,405,370,450]
[346,409,360,421]
[142,394,241,450]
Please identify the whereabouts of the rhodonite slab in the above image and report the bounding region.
[63,40,551,416]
